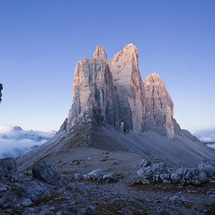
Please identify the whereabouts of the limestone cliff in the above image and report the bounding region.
[66,46,120,132]
[0,84,2,104]
[64,44,185,139]
[18,44,213,171]
[144,74,174,138]
[108,44,145,133]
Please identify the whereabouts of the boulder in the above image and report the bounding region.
[190,179,202,186]
[139,159,151,167]
[32,161,67,186]
[184,168,198,181]
[198,171,208,183]
[86,169,104,180]
[171,172,181,184]
[160,173,170,182]
[73,173,84,180]
[141,179,150,184]
[16,180,50,202]
[198,161,215,177]
[0,157,19,180]
[137,167,153,179]
[153,174,161,183]
[103,173,118,182]
[175,168,186,177]
[21,198,33,207]
[150,162,167,175]
[137,160,213,185]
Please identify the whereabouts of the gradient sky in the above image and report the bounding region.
[0,0,214,132]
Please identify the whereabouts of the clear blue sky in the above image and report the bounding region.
[0,0,214,132]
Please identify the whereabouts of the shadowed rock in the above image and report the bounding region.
[66,45,120,132]
[32,161,68,186]
[65,44,175,137]
[0,157,19,180]
[137,159,215,186]
[108,44,145,133]
[16,180,50,202]
[144,73,174,138]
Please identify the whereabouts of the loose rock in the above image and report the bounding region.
[0,157,19,180]
[32,161,68,186]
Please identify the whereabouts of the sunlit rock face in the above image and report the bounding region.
[0,84,2,104]
[65,44,177,138]
[66,46,120,132]
[108,44,145,133]
[144,74,174,138]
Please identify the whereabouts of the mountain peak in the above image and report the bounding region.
[144,73,174,138]
[123,43,139,57]
[17,43,215,175]
[123,43,137,50]
[145,73,165,87]
[93,45,107,60]
[66,44,176,138]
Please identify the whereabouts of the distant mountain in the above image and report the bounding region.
[0,126,56,158]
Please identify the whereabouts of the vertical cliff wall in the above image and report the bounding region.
[66,46,120,132]
[144,74,174,138]
[65,44,178,138]
[108,44,145,133]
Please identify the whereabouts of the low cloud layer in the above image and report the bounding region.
[0,126,56,158]
[193,128,215,143]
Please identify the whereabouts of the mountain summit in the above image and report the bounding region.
[18,44,215,170]
[66,44,175,138]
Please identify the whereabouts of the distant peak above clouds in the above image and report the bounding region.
[0,125,22,133]
[0,125,56,158]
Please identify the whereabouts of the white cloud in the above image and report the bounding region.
[193,128,215,143]
[207,143,215,150]
[0,125,56,158]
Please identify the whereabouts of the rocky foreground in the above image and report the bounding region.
[0,149,215,214]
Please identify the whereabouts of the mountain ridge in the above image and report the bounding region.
[17,44,215,170]
[65,44,179,138]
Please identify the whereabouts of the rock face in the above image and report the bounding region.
[0,157,19,180]
[66,46,120,132]
[65,44,178,138]
[0,84,2,103]
[108,44,145,133]
[144,73,174,138]
[19,44,215,172]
